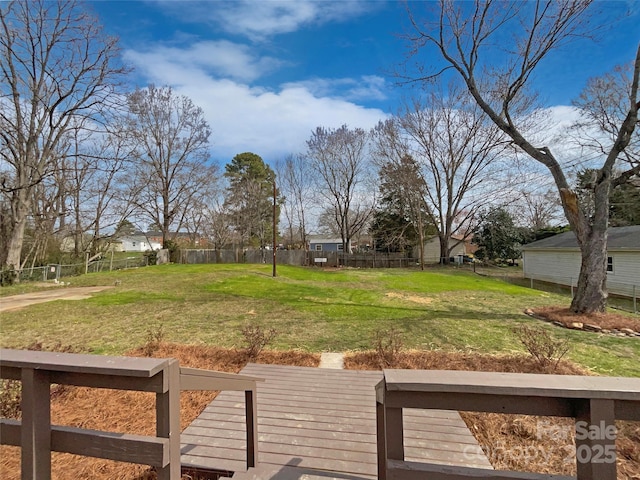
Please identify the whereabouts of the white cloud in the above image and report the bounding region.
[125,46,388,161]
[124,40,283,82]
[283,75,388,102]
[183,80,387,161]
[153,0,375,39]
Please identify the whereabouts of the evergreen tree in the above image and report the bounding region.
[224,153,279,249]
[474,208,523,263]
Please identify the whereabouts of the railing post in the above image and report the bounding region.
[245,387,258,467]
[156,359,181,480]
[574,398,617,480]
[21,368,51,480]
[386,405,404,461]
[376,391,387,480]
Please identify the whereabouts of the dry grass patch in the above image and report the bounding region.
[0,343,319,480]
[345,350,639,478]
[532,306,640,332]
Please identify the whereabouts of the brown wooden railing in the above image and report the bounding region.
[376,369,640,480]
[0,348,261,480]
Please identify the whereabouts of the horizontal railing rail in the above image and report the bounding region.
[376,369,640,480]
[0,349,261,480]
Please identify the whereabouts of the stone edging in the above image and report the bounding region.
[523,309,640,338]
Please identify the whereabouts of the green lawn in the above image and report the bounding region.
[1,264,638,376]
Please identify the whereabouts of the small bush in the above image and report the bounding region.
[143,249,158,265]
[241,324,277,360]
[163,239,180,263]
[142,325,166,356]
[372,327,405,367]
[0,265,17,286]
[513,324,570,372]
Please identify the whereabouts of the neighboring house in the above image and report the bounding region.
[414,235,470,264]
[308,236,346,253]
[521,225,640,298]
[114,235,161,252]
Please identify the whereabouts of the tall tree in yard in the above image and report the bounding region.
[306,125,374,253]
[474,207,523,264]
[275,154,313,250]
[405,1,639,313]
[0,0,124,272]
[123,85,215,247]
[224,152,279,250]
[371,155,433,265]
[373,85,507,265]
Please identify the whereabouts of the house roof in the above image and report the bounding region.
[521,225,640,251]
[308,236,343,244]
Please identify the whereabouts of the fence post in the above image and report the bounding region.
[634,285,637,314]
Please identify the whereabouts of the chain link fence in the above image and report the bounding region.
[2,255,149,285]
[473,268,638,314]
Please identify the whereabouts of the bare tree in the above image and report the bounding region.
[374,85,508,264]
[406,0,639,313]
[306,125,374,253]
[275,154,313,249]
[123,85,215,246]
[0,0,124,272]
[515,188,564,231]
[64,126,135,257]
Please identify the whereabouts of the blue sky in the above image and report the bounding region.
[90,0,640,163]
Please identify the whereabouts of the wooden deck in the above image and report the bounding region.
[180,364,492,479]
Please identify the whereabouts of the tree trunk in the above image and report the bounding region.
[439,235,449,265]
[561,175,610,314]
[570,229,608,313]
[5,190,30,274]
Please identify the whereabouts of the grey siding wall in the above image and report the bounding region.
[523,249,639,298]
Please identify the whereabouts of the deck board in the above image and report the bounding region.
[180,364,492,479]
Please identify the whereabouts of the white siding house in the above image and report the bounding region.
[414,236,468,264]
[521,226,640,298]
[115,236,161,252]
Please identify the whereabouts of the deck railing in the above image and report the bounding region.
[0,348,261,480]
[376,369,640,480]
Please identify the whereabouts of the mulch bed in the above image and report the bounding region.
[531,306,640,334]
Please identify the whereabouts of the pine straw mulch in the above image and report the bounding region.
[532,306,640,333]
[0,344,319,480]
[345,350,640,479]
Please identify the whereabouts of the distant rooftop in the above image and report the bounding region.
[521,225,640,251]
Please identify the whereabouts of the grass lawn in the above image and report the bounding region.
[0,264,638,376]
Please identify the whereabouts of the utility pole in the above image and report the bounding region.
[272,180,277,277]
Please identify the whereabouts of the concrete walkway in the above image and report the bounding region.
[0,286,113,312]
[319,352,345,369]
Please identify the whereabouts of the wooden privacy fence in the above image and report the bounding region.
[0,349,261,480]
[376,369,640,480]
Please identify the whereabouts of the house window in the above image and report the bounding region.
[315,244,322,251]
[607,256,613,273]
[132,242,136,247]
[337,244,344,251]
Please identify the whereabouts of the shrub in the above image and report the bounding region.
[143,249,158,265]
[241,324,277,360]
[0,265,17,286]
[142,325,166,356]
[513,324,570,372]
[372,327,405,368]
